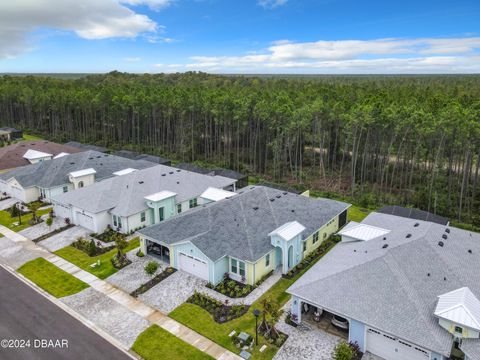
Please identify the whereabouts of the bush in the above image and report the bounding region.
[87,239,97,256]
[46,217,53,228]
[332,341,354,360]
[136,249,145,257]
[144,261,159,276]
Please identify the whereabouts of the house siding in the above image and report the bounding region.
[303,215,339,256]
[252,249,276,284]
[348,318,365,352]
[213,256,229,285]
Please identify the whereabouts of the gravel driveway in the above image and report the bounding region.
[19,216,65,240]
[139,270,207,314]
[38,225,90,252]
[61,287,150,347]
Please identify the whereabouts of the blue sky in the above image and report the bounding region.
[1,0,480,73]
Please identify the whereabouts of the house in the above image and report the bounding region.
[51,165,237,234]
[0,127,23,141]
[112,149,171,165]
[175,163,214,175]
[0,140,82,171]
[213,168,248,189]
[378,205,449,225]
[288,212,480,360]
[64,141,108,153]
[0,150,155,203]
[137,186,349,286]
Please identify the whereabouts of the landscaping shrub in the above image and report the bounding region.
[46,216,53,228]
[93,227,126,243]
[72,237,113,256]
[207,273,259,298]
[144,261,159,275]
[136,249,145,257]
[332,341,354,360]
[187,291,249,323]
[130,267,176,297]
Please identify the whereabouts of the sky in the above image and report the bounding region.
[1,0,480,74]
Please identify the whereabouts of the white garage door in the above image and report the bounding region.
[54,204,71,219]
[366,328,430,360]
[75,211,94,231]
[178,253,209,281]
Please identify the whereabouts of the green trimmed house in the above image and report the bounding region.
[138,186,349,286]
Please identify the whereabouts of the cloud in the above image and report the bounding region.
[0,0,163,58]
[258,0,288,9]
[183,37,480,73]
[121,0,173,11]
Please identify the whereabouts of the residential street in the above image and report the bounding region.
[0,267,131,360]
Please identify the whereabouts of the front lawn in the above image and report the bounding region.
[132,325,214,360]
[54,237,139,279]
[347,204,371,222]
[0,208,52,232]
[18,257,89,298]
[169,240,338,360]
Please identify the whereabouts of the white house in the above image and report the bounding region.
[51,164,237,234]
[23,149,53,164]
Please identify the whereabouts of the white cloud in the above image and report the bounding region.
[258,0,288,9]
[121,0,173,11]
[183,37,480,73]
[0,0,163,58]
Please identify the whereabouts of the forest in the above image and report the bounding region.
[0,72,479,226]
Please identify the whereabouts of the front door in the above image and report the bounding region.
[287,245,293,269]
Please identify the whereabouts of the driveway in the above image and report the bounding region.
[0,197,18,210]
[19,216,66,241]
[107,250,167,293]
[0,267,131,360]
[0,237,45,269]
[273,311,341,360]
[38,226,90,252]
[139,270,207,314]
[61,287,150,348]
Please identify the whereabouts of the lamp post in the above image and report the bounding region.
[253,309,260,346]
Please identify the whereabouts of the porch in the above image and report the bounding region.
[301,305,349,340]
[145,239,170,263]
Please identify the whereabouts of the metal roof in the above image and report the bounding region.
[53,152,70,159]
[337,221,390,241]
[23,149,52,160]
[113,168,137,176]
[435,287,480,331]
[144,190,177,202]
[268,221,306,241]
[69,168,96,178]
[200,187,237,202]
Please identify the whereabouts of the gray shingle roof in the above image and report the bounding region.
[0,150,155,189]
[64,141,107,153]
[378,205,449,225]
[288,212,480,357]
[138,186,349,263]
[52,164,235,216]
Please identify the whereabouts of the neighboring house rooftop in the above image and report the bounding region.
[175,163,214,175]
[378,205,449,225]
[213,168,247,180]
[0,150,155,189]
[64,141,107,153]
[139,186,349,263]
[200,187,236,202]
[288,212,480,358]
[0,140,82,171]
[23,149,52,160]
[52,164,236,217]
[112,150,170,165]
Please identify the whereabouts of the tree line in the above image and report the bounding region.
[0,72,479,225]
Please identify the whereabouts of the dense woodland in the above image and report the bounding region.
[0,72,479,225]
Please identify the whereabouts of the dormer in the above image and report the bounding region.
[200,187,236,204]
[23,149,53,164]
[113,168,137,176]
[68,168,96,189]
[145,190,177,208]
[435,287,480,339]
[269,221,306,247]
[337,221,390,242]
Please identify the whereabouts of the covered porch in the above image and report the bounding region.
[144,238,171,264]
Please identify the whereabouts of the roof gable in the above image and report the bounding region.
[435,287,480,331]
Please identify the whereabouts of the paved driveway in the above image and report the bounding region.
[38,226,90,252]
[274,315,341,360]
[107,250,166,293]
[139,270,207,314]
[0,237,44,269]
[0,267,131,360]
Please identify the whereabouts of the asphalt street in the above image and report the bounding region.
[0,266,132,360]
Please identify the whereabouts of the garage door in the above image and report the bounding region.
[366,328,430,360]
[54,204,71,219]
[178,253,209,281]
[75,211,94,231]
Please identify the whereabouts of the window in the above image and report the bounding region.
[177,203,182,214]
[78,181,84,188]
[323,232,327,239]
[265,254,270,267]
[113,215,117,227]
[455,326,463,334]
[117,216,122,228]
[159,207,164,221]
[189,198,197,208]
[230,258,246,277]
[140,212,146,222]
[313,231,319,244]
[63,186,68,193]
[303,241,307,252]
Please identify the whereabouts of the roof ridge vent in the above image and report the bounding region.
[253,207,259,210]
[382,244,388,249]
[445,228,450,233]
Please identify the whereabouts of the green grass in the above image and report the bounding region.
[0,208,52,232]
[54,237,140,279]
[18,258,89,298]
[132,325,214,360]
[22,133,44,141]
[169,241,338,360]
[347,204,371,222]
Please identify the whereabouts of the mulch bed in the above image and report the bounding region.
[130,267,177,298]
[92,228,126,243]
[187,292,249,323]
[32,224,74,243]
